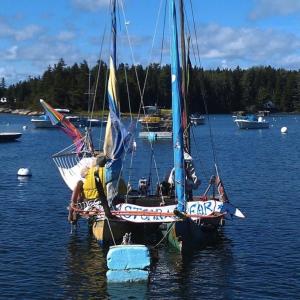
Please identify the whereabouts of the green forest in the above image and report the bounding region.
[1,58,299,114]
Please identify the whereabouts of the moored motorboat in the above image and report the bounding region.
[31,114,56,128]
[86,118,106,127]
[31,108,70,128]
[234,115,269,129]
[139,106,172,139]
[190,113,205,125]
[0,132,22,141]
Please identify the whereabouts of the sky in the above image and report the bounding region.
[2,0,300,84]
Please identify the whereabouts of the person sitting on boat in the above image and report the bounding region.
[167,152,201,200]
[68,153,112,222]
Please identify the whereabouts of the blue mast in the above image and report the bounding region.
[170,0,186,212]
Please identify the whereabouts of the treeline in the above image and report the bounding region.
[1,58,300,113]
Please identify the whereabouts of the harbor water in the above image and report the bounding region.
[0,113,299,299]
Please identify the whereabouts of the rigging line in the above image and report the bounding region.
[120,0,163,122]
[188,0,219,170]
[187,0,201,67]
[126,146,135,202]
[120,0,165,188]
[153,222,175,248]
[190,126,210,182]
[105,216,117,246]
[147,149,154,194]
[89,25,107,125]
[122,64,136,195]
[124,65,133,121]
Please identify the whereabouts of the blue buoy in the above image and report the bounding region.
[147,132,157,143]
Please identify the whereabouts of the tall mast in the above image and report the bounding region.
[171,0,186,212]
[179,0,190,153]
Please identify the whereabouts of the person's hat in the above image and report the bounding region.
[96,153,107,167]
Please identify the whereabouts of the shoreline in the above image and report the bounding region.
[0,108,42,116]
[1,107,300,117]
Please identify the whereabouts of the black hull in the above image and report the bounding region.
[163,216,223,253]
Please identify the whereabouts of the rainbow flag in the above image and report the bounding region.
[40,99,83,152]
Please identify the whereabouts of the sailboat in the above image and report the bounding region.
[43,0,244,250]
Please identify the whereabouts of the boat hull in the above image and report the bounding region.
[31,119,56,128]
[0,132,22,142]
[234,120,269,129]
[190,115,205,125]
[91,218,159,247]
[162,215,223,253]
[92,219,133,247]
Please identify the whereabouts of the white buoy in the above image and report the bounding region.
[23,125,27,130]
[281,127,288,134]
[17,168,32,176]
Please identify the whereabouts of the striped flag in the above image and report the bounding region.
[40,99,83,153]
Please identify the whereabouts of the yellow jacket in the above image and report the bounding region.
[82,166,106,200]
[82,166,127,200]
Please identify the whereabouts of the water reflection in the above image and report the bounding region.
[148,232,234,299]
[17,176,31,184]
[63,234,108,299]
[107,282,148,299]
[63,233,151,299]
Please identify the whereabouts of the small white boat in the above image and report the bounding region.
[31,108,71,128]
[65,115,88,127]
[0,132,22,141]
[190,113,205,125]
[86,118,106,127]
[31,114,55,128]
[234,115,269,129]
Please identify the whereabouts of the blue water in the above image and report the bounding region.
[0,113,300,299]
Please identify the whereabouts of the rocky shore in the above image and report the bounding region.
[0,107,42,116]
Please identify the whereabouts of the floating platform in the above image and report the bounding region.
[106,244,150,283]
[139,131,172,139]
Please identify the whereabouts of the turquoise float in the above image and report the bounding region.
[107,269,149,283]
[106,244,150,282]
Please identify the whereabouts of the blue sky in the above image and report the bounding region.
[1,0,300,84]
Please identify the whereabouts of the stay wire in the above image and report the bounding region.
[188,0,219,173]
[120,0,166,192]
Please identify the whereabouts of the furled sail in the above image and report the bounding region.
[104,0,132,201]
[170,0,186,212]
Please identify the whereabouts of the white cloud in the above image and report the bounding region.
[72,0,110,12]
[0,19,42,41]
[57,31,75,41]
[250,0,300,19]
[196,23,300,68]
[4,46,18,60]
[15,25,41,41]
